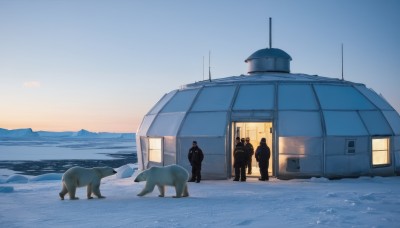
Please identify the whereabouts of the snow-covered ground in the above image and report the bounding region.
[1,137,399,227]
[1,164,400,228]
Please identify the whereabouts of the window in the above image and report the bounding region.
[233,84,274,110]
[372,137,390,166]
[346,139,356,154]
[148,138,162,163]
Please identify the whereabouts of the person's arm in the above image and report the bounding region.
[200,149,204,162]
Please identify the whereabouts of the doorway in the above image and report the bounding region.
[232,122,273,178]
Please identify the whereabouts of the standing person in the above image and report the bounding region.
[255,138,271,181]
[188,141,204,183]
[244,137,254,175]
[233,137,247,182]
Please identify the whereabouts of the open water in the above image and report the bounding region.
[0,137,137,176]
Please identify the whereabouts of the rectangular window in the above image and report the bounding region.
[372,137,390,166]
[148,138,162,163]
[346,139,356,154]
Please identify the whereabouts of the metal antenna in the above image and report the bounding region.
[208,50,212,82]
[341,43,344,80]
[269,17,272,48]
[203,56,205,81]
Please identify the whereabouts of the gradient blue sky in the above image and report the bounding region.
[1,0,399,133]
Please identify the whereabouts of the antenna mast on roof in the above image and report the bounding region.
[208,50,212,82]
[269,17,272,48]
[203,56,205,81]
[341,43,344,80]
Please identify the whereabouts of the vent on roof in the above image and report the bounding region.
[245,17,292,74]
[245,48,292,74]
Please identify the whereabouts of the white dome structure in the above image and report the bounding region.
[136,46,400,180]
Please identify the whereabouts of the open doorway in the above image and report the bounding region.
[232,122,273,178]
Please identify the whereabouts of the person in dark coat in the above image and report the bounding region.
[255,137,271,181]
[188,141,204,183]
[233,137,247,182]
[244,137,254,175]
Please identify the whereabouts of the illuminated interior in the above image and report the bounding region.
[232,122,273,177]
[372,137,390,166]
[148,138,162,163]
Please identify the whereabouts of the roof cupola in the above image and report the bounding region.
[245,18,292,74]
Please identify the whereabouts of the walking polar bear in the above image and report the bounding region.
[134,164,189,198]
[59,166,117,200]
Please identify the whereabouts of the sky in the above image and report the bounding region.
[1,0,399,133]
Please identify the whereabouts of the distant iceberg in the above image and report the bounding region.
[72,129,99,138]
[0,128,39,138]
[0,128,135,139]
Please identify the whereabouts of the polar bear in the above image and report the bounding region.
[59,166,117,200]
[134,164,189,198]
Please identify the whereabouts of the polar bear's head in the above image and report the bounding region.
[93,167,117,178]
[134,170,148,182]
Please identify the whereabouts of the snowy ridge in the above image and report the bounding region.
[0,128,135,139]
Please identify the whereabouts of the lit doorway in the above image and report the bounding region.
[232,122,273,178]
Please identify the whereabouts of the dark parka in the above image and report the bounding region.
[188,145,204,182]
[255,144,270,164]
[234,142,248,167]
[188,146,204,166]
[255,143,271,180]
[244,143,254,158]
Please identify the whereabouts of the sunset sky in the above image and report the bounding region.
[1,0,399,133]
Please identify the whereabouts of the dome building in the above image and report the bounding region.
[136,43,400,180]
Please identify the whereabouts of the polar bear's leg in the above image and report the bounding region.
[182,183,189,197]
[92,184,105,199]
[59,182,68,200]
[66,183,79,200]
[173,182,185,198]
[157,185,165,197]
[87,184,94,199]
[137,182,155,196]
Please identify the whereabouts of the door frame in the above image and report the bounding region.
[230,121,274,178]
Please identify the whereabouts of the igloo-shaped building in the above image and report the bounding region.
[136,46,400,180]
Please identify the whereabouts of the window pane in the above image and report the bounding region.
[372,138,390,166]
[359,111,393,135]
[279,111,322,136]
[161,89,199,113]
[147,113,185,136]
[383,111,400,135]
[324,111,368,136]
[137,114,156,135]
[149,138,162,163]
[179,112,227,136]
[278,84,318,110]
[192,86,236,111]
[233,84,274,110]
[315,85,375,110]
[149,91,177,114]
[372,138,388,151]
[355,85,393,110]
[372,150,388,165]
